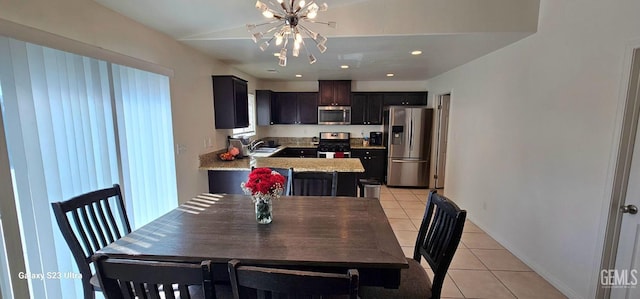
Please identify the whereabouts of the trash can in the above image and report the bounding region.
[358,178,381,199]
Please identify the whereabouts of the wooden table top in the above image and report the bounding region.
[98,194,408,288]
[99,194,408,272]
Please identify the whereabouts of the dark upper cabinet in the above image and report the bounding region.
[318,80,351,106]
[351,93,384,125]
[382,92,428,106]
[212,75,249,129]
[352,149,387,183]
[272,92,318,124]
[256,90,273,126]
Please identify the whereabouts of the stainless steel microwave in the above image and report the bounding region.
[318,106,351,125]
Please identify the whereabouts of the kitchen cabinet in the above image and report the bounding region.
[256,90,274,126]
[272,92,318,124]
[274,147,318,158]
[383,92,428,106]
[351,93,384,125]
[212,75,249,129]
[352,149,386,183]
[318,80,351,106]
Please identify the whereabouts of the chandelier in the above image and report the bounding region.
[247,0,335,66]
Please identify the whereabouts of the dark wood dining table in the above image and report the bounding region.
[97,193,408,288]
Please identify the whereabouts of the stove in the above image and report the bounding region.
[317,132,351,158]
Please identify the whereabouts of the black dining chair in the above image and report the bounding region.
[94,254,232,299]
[359,190,466,299]
[51,184,131,299]
[291,171,338,196]
[228,259,359,299]
[250,166,293,196]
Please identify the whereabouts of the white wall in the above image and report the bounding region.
[425,0,640,298]
[0,0,261,203]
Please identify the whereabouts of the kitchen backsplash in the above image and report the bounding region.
[257,124,382,139]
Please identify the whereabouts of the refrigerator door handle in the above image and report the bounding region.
[409,117,413,150]
[391,159,428,163]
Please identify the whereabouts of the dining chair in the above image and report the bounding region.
[359,190,466,299]
[250,166,293,196]
[228,259,359,299]
[93,254,231,299]
[291,171,338,196]
[51,184,131,299]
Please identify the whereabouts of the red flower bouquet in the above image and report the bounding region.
[241,168,285,224]
[241,167,286,198]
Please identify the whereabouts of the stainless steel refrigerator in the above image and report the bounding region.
[384,106,433,187]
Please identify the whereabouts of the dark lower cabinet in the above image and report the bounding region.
[208,169,356,196]
[208,170,251,194]
[352,149,387,183]
[274,147,318,158]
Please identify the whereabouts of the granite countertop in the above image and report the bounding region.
[199,155,364,172]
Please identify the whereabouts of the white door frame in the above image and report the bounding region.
[597,45,640,298]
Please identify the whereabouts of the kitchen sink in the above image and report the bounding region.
[252,147,279,153]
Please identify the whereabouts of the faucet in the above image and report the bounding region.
[249,140,265,152]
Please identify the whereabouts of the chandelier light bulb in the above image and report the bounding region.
[277,0,284,3]
[327,21,337,28]
[293,46,300,57]
[275,35,283,45]
[252,32,263,43]
[295,33,302,42]
[299,0,306,9]
[319,3,328,11]
[262,10,274,18]
[308,54,317,64]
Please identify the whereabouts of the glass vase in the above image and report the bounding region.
[254,197,273,224]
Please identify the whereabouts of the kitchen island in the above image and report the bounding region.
[199,152,364,196]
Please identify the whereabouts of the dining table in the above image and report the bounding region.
[97,193,409,288]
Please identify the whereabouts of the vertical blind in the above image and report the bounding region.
[112,64,177,228]
[0,36,178,298]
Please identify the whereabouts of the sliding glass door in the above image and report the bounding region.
[0,36,178,299]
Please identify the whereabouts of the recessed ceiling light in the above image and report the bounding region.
[295,74,302,78]
[340,65,349,69]
[411,50,422,55]
[386,73,395,77]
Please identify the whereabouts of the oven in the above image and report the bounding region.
[317,132,351,158]
[317,151,351,158]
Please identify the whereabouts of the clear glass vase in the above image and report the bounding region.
[254,197,273,224]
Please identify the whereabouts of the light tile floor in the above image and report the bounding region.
[380,185,567,299]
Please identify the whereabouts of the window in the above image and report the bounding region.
[0,36,177,299]
[232,93,256,137]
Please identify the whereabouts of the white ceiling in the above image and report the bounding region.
[93,0,539,81]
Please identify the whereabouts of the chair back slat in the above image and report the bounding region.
[94,201,115,244]
[228,260,358,299]
[87,203,110,248]
[413,190,466,299]
[93,254,217,299]
[51,184,132,299]
[292,171,338,196]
